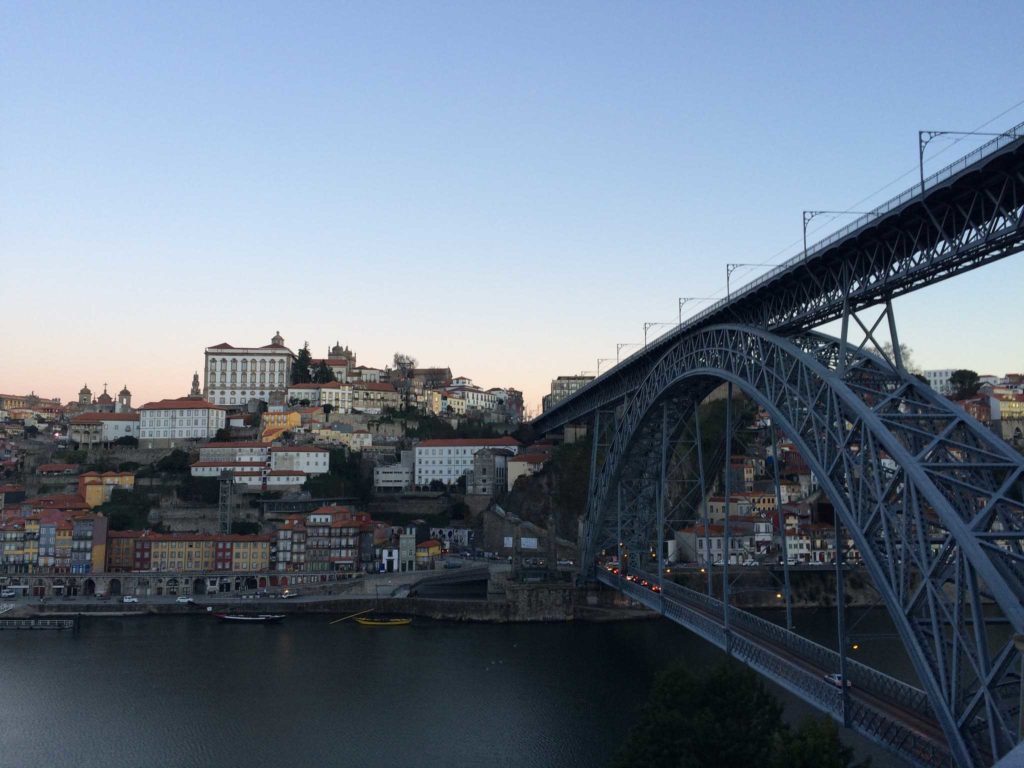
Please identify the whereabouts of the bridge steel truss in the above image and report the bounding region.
[580,324,1024,768]
[534,125,1024,436]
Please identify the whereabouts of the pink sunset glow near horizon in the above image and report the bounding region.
[3,5,1023,414]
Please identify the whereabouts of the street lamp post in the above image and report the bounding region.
[678,297,718,325]
[918,130,1015,194]
[726,263,777,299]
[596,358,615,375]
[802,210,873,259]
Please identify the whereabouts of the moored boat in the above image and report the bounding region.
[354,616,411,627]
[214,613,285,623]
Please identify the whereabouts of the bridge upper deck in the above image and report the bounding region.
[534,122,1024,433]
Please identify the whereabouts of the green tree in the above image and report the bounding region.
[213,428,231,442]
[949,369,980,400]
[613,662,865,768]
[112,435,138,447]
[770,717,869,768]
[230,521,261,535]
[98,488,153,531]
[323,403,334,418]
[155,449,190,473]
[291,343,313,384]
[313,361,335,383]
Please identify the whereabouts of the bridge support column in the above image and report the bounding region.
[657,403,667,599]
[770,425,793,631]
[836,516,850,726]
[694,400,712,596]
[723,382,733,654]
[616,484,623,589]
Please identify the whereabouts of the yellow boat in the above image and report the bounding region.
[355,616,411,627]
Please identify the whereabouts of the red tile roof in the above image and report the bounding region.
[417,437,520,448]
[191,461,268,468]
[201,441,268,449]
[37,463,80,473]
[71,412,139,424]
[140,397,226,411]
[354,382,397,392]
[269,445,327,453]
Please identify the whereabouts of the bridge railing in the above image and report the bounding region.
[630,568,934,720]
[537,119,1024,419]
[603,571,950,768]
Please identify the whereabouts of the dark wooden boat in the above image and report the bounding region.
[214,613,285,623]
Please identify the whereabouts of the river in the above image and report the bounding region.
[0,610,907,767]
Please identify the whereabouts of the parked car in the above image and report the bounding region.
[1,588,17,599]
[175,596,194,604]
[122,596,139,604]
[281,590,298,599]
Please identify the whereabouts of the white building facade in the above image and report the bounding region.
[924,369,956,397]
[140,398,226,448]
[414,437,521,487]
[204,332,295,406]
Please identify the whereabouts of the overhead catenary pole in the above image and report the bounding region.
[802,210,872,259]
[918,129,1014,194]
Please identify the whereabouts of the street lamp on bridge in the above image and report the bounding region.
[726,263,778,299]
[678,296,719,325]
[802,210,873,259]
[918,129,1017,194]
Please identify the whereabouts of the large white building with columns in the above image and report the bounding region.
[204,332,295,406]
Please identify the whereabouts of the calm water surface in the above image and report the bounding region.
[0,611,904,767]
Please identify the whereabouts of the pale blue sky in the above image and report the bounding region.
[3,2,1023,411]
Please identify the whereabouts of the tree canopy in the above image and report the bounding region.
[313,361,335,383]
[611,661,867,768]
[949,369,980,400]
[291,342,313,384]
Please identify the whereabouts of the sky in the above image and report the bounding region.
[2,2,1023,415]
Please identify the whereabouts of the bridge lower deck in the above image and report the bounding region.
[599,569,954,768]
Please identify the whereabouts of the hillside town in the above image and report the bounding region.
[1,336,1022,601]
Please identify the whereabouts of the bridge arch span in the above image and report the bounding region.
[584,324,1024,766]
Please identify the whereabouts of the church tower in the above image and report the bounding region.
[271,330,284,346]
[78,384,92,406]
[190,372,202,398]
[117,385,132,412]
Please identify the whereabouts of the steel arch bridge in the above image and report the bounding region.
[533,123,1024,767]
[580,324,1024,767]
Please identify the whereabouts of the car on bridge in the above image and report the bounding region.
[823,673,851,688]
[122,596,139,604]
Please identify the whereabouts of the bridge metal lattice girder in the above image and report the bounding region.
[582,324,1024,768]
[532,136,1024,437]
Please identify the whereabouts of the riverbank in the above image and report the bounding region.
[10,582,656,624]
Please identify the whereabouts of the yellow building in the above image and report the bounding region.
[230,536,271,572]
[55,522,73,570]
[423,390,443,415]
[262,409,302,433]
[149,535,216,573]
[78,471,135,509]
